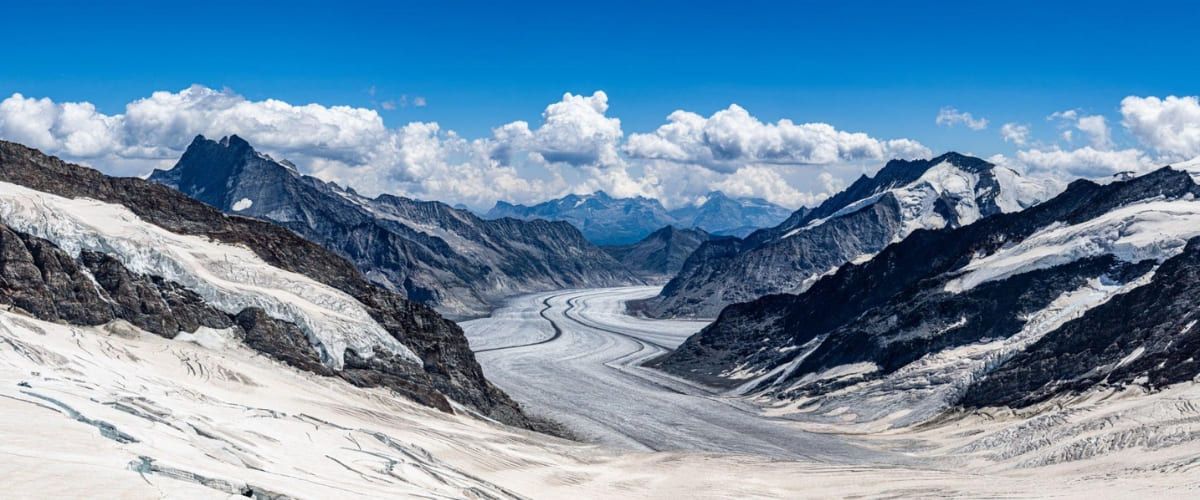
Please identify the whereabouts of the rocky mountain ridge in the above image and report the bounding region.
[486,189,793,245]
[636,152,1057,318]
[601,226,720,280]
[0,139,537,430]
[150,135,640,318]
[654,164,1200,427]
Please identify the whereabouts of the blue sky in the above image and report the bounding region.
[1,0,1199,208]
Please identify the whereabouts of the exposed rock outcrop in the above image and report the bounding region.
[149,135,640,318]
[0,139,531,428]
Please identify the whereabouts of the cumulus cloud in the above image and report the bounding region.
[623,104,930,173]
[0,86,928,210]
[1000,123,1030,146]
[1016,146,1150,178]
[713,165,830,208]
[527,91,623,166]
[1048,109,1112,149]
[936,107,988,130]
[0,86,392,175]
[1120,95,1200,160]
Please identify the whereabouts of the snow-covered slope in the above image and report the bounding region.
[947,197,1200,292]
[8,303,1198,498]
[659,165,1200,428]
[638,152,1062,318]
[0,138,532,428]
[0,181,414,369]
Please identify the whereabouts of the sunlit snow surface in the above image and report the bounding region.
[3,290,1200,497]
[946,198,1200,292]
[464,287,901,461]
[0,182,415,368]
[783,161,1060,241]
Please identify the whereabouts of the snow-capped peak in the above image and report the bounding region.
[784,154,1055,241]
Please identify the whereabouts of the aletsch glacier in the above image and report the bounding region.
[6,136,1200,497]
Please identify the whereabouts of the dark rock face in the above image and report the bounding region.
[642,196,905,318]
[960,237,1200,409]
[657,166,1200,412]
[0,225,112,325]
[81,250,235,336]
[0,139,532,429]
[637,153,1040,318]
[485,190,793,245]
[601,226,718,279]
[233,308,333,376]
[0,225,232,335]
[149,135,639,318]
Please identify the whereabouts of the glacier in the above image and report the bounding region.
[0,181,416,369]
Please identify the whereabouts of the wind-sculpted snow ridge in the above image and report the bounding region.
[660,165,1200,428]
[637,152,1062,318]
[0,181,414,369]
[0,138,532,429]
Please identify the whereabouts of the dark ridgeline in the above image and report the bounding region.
[486,189,793,246]
[656,165,1200,414]
[636,153,1036,318]
[150,135,642,319]
[0,139,545,431]
[601,226,720,280]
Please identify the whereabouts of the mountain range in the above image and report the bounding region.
[0,138,537,430]
[149,135,641,319]
[6,133,1200,495]
[601,226,720,279]
[654,163,1200,427]
[633,152,1060,318]
[485,190,792,245]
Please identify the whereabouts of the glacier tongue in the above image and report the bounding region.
[0,181,416,369]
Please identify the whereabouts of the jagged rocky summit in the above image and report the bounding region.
[150,135,641,319]
[0,139,541,430]
[635,152,1058,318]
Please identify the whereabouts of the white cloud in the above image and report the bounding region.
[1048,109,1112,149]
[713,165,829,208]
[527,91,623,167]
[413,96,427,107]
[1000,123,1030,146]
[624,104,930,173]
[1120,95,1200,160]
[1047,109,1078,122]
[0,86,927,211]
[936,107,988,130]
[1016,146,1150,178]
[1075,115,1112,149]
